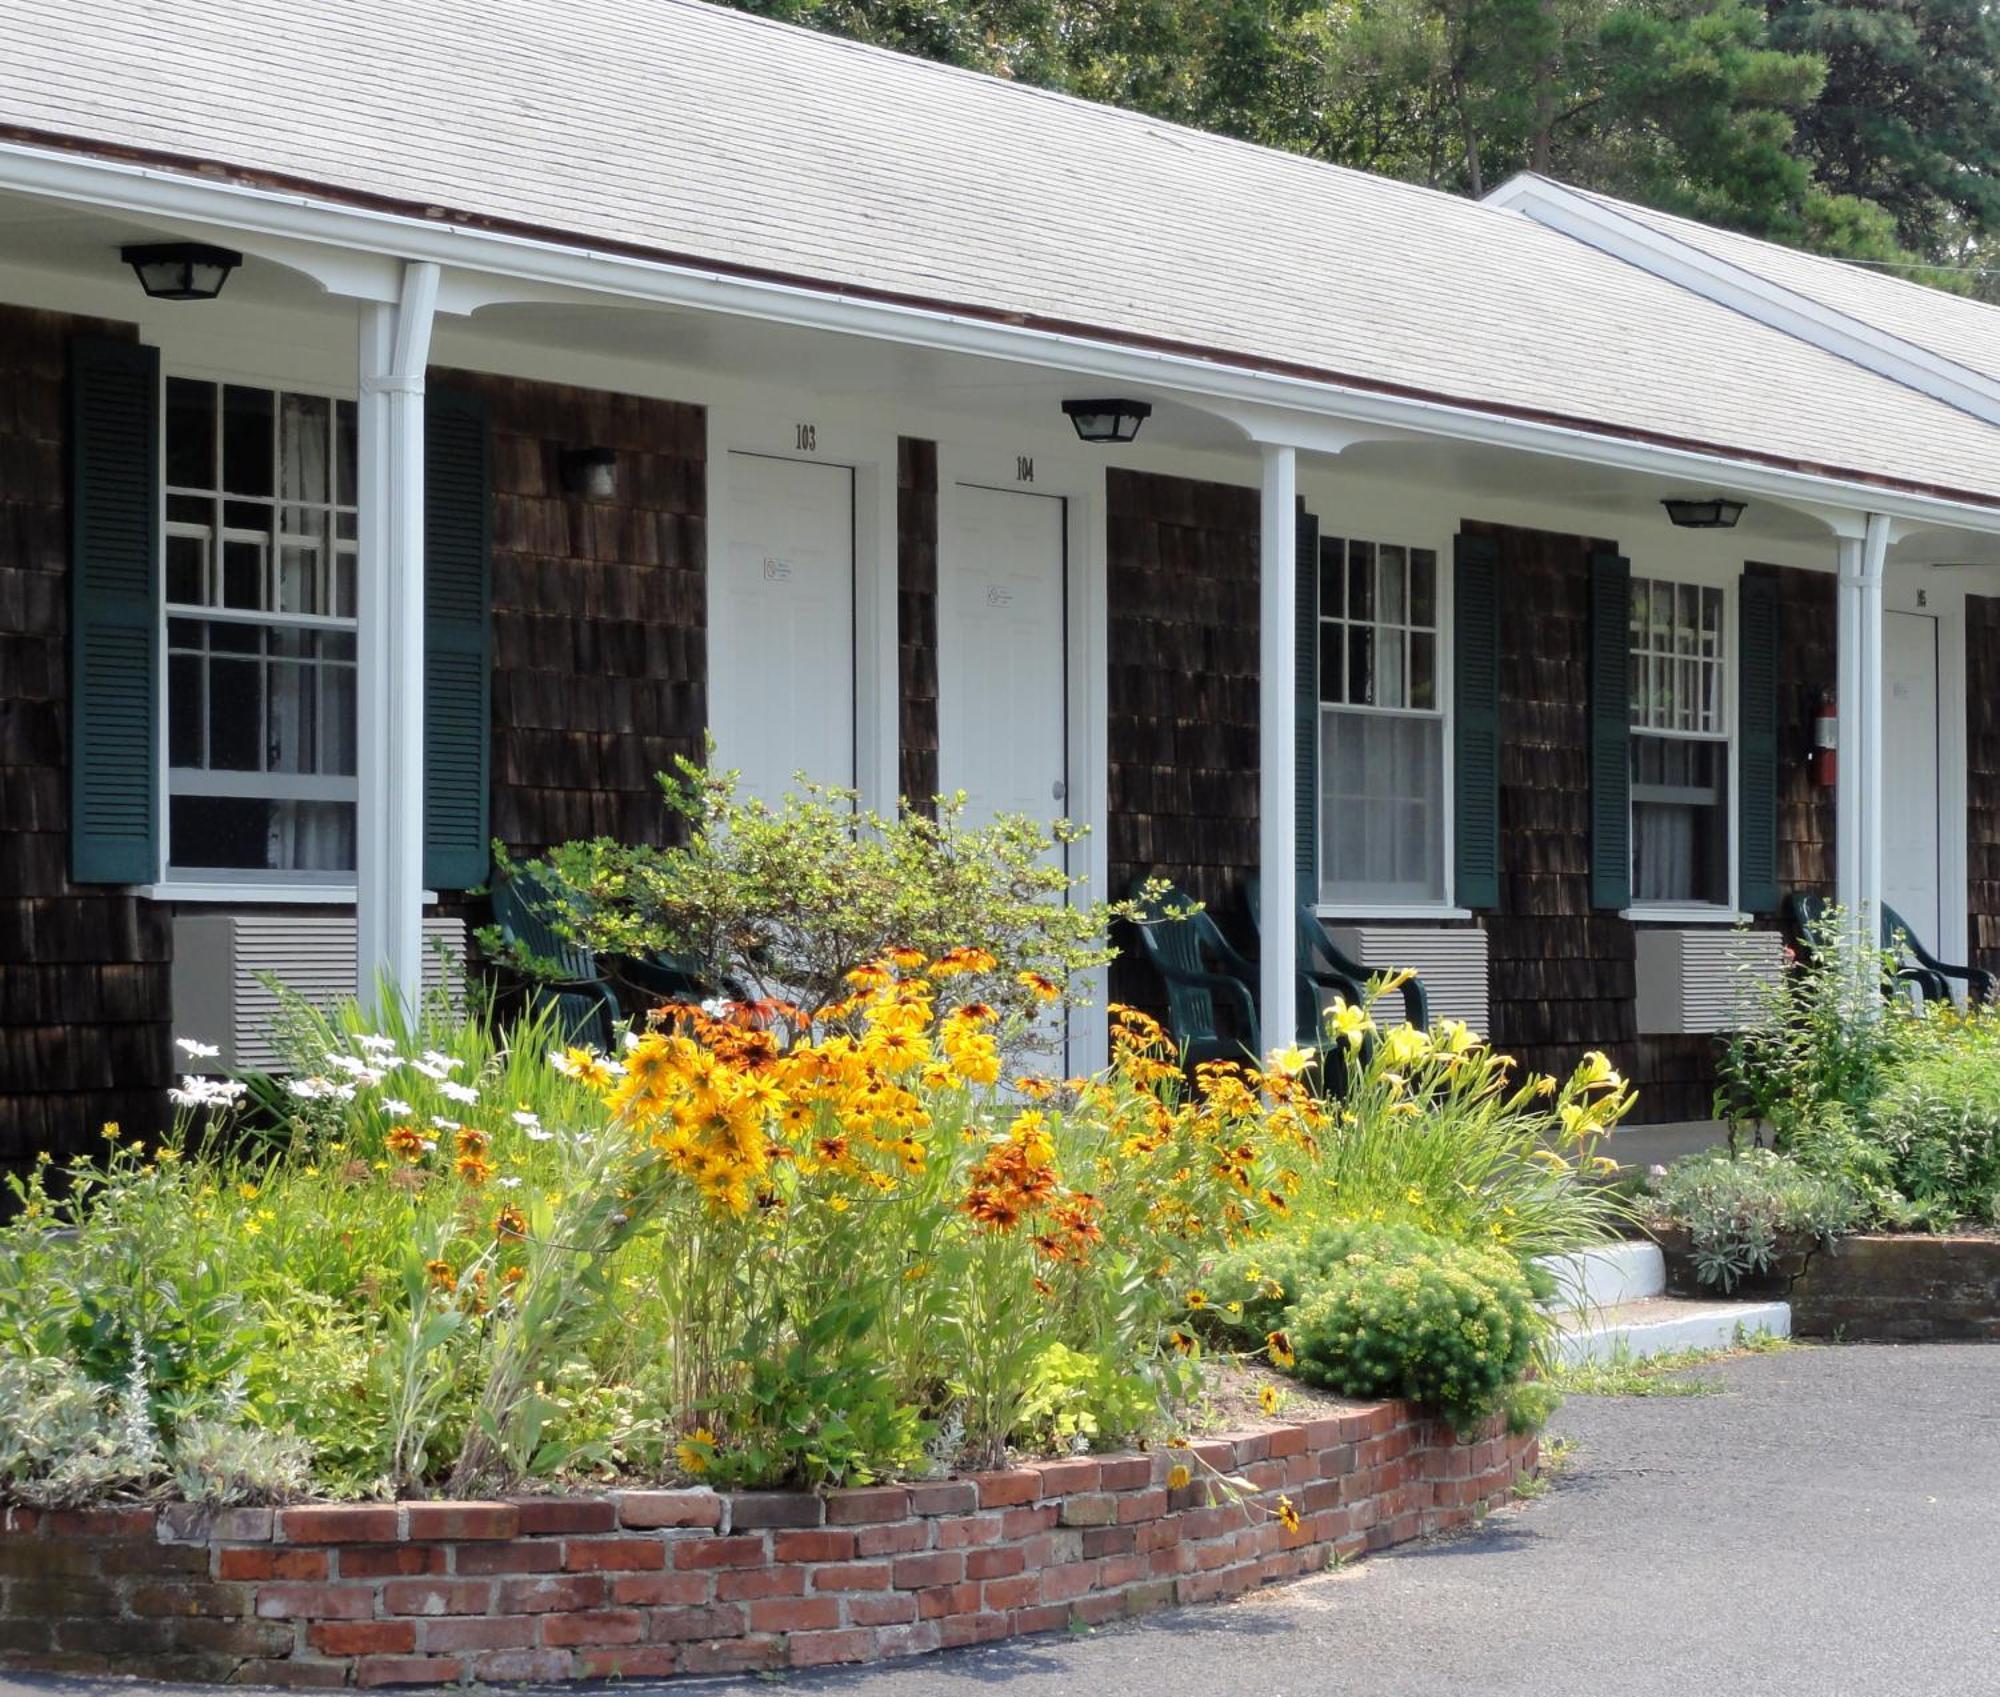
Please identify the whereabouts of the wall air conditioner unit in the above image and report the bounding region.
[171,915,468,1073]
[1634,928,1783,1036]
[1323,926,1490,1033]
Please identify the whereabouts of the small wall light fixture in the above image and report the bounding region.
[1061,398,1153,444]
[121,242,241,301]
[1661,496,1747,530]
[560,446,618,500]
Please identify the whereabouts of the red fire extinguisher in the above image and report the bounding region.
[1812,688,1838,788]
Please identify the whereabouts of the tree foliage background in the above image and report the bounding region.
[729,0,2000,293]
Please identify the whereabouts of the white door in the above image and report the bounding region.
[938,484,1068,834]
[709,452,855,807]
[1882,608,1941,950]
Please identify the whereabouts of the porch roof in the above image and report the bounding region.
[6,0,2000,509]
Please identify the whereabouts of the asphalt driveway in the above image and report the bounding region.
[6,1344,1996,1697]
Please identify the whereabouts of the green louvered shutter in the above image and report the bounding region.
[1737,570,1781,915]
[1588,550,1633,911]
[1452,533,1500,909]
[69,336,161,884]
[1295,504,1320,904]
[422,386,492,891]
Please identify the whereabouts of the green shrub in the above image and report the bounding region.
[1648,1148,1859,1291]
[1870,1043,2000,1227]
[1204,1222,1542,1431]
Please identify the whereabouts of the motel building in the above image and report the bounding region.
[6,0,2000,1167]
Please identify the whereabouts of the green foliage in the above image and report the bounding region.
[1869,1037,2000,1227]
[1205,1221,1543,1431]
[1551,1328,1792,1398]
[1648,1148,1859,1290]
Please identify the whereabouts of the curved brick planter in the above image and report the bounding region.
[0,1402,1534,1686]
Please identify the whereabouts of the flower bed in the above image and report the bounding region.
[0,1406,1533,1687]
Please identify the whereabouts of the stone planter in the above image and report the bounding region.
[1647,1224,1818,1301]
[0,1401,1537,1687]
[1789,1234,2000,1341]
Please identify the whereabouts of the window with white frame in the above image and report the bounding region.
[163,378,359,879]
[1629,576,1729,906]
[1318,537,1446,905]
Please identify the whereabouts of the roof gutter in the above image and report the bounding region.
[7,133,2000,534]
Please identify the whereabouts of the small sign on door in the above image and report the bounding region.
[763,556,794,582]
[985,585,1013,607]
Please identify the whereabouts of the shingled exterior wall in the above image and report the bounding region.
[1967,594,2000,977]
[0,304,171,1176]
[0,1405,1533,1686]
[897,437,940,811]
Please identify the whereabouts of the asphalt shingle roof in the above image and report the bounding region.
[5,0,1999,505]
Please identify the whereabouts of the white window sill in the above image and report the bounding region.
[138,882,440,904]
[1314,904,1474,922]
[1622,905,1749,926]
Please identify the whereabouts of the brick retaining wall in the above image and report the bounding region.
[0,1402,1534,1685]
[1789,1235,2000,1342]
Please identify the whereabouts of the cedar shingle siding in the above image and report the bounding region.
[0,305,171,1172]
[897,437,939,811]
[1968,594,2000,976]
[1766,562,1837,899]
[440,372,707,856]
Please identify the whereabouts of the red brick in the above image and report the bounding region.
[982,1573,1039,1610]
[877,1620,943,1658]
[1100,1552,1149,1587]
[892,1549,964,1589]
[498,1574,608,1613]
[1232,1432,1273,1466]
[217,1547,328,1582]
[575,1646,681,1678]
[417,1616,536,1653]
[854,1519,930,1557]
[825,1486,910,1525]
[1073,1590,1127,1625]
[716,1565,805,1601]
[972,1469,1041,1508]
[611,1571,712,1607]
[1082,1526,1137,1558]
[680,1635,785,1673]
[1000,1504,1058,1538]
[279,1505,401,1544]
[1058,1493,1116,1526]
[404,1502,518,1542]
[541,1610,645,1647]
[646,1604,748,1643]
[257,1583,377,1622]
[1,1507,40,1533]
[562,1536,665,1572]
[725,1492,823,1529]
[966,1544,1027,1580]
[1118,1487,1170,1524]
[381,1578,492,1617]
[453,1540,561,1575]
[774,1529,854,1562]
[614,1490,721,1530]
[847,1591,918,1626]
[1266,1424,1308,1459]
[747,1596,842,1632]
[235,1659,351,1688]
[336,1545,446,1579]
[941,1610,1011,1648]
[354,1655,463,1687]
[469,1649,573,1682]
[510,1498,617,1535]
[159,1505,272,1543]
[916,1580,980,1618]
[674,1533,768,1569]
[46,1507,156,1538]
[1035,1458,1101,1497]
[935,1513,1004,1549]
[1011,1601,1071,1636]
[1041,1559,1101,1603]
[906,1481,979,1516]
[1098,1456,1154,1490]
[308,1621,417,1656]
[811,1560,892,1592]
[787,1627,874,1667]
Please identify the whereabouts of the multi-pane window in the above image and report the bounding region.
[1318,538,1445,905]
[163,380,359,878]
[1629,577,1729,905]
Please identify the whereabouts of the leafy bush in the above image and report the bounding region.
[1647,1148,1860,1291]
[1869,1038,2000,1228]
[1202,1222,1543,1431]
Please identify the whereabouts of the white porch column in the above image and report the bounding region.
[356,261,441,1010]
[1257,444,1298,1054]
[1835,513,1891,956]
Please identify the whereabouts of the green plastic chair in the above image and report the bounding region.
[1781,892,1989,1004]
[1244,875,1431,1040]
[1882,903,1995,1004]
[1125,876,1262,1069]
[490,869,622,1050]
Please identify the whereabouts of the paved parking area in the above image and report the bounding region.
[7,1344,1997,1697]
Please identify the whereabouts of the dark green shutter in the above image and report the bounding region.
[1588,550,1632,911]
[422,387,492,891]
[69,336,161,884]
[1295,504,1320,904]
[1737,570,1781,915]
[1452,533,1500,909]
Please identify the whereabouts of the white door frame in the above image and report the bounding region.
[704,402,900,816]
[936,441,1110,1071]
[1884,568,1969,970]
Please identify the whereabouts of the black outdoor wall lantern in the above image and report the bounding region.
[1661,496,1747,530]
[560,445,619,500]
[1061,399,1153,443]
[121,242,242,301]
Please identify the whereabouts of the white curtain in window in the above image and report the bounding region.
[1319,711,1444,904]
[1633,803,1695,904]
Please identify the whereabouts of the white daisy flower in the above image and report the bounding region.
[422,1050,464,1073]
[175,1037,221,1059]
[381,1098,414,1117]
[512,1110,542,1130]
[439,1080,479,1105]
[431,1116,461,1133]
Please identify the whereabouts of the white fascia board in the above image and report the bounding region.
[10,139,2000,537]
[1487,173,2000,430]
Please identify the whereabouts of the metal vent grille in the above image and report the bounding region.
[1635,928,1783,1035]
[1324,925,1490,1033]
[171,914,467,1073]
